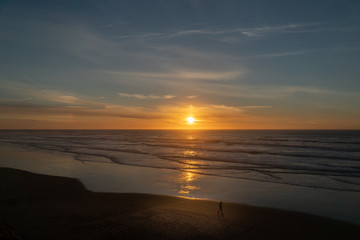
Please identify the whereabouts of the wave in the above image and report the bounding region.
[1,130,360,193]
[144,143,360,162]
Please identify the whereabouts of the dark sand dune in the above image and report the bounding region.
[0,167,359,240]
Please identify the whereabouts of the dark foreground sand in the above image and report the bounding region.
[0,167,359,240]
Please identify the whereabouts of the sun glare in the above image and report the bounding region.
[187,117,195,124]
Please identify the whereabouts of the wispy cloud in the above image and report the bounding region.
[167,29,213,38]
[0,104,162,120]
[249,50,310,59]
[107,69,243,82]
[209,104,244,112]
[236,23,314,37]
[0,81,272,127]
[0,81,104,107]
[118,93,176,100]
[242,105,272,109]
[182,80,356,100]
[113,22,328,42]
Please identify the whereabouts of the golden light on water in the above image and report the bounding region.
[176,147,200,198]
[178,171,199,195]
[186,135,194,140]
[183,150,197,157]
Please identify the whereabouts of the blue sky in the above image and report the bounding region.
[0,0,359,129]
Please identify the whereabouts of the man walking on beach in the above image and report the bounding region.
[217,201,223,217]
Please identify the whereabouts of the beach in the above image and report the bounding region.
[1,167,359,240]
[1,130,360,225]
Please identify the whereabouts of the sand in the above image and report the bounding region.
[0,167,359,240]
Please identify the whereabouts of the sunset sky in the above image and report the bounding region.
[1,0,359,129]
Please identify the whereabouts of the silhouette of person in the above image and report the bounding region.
[217,201,223,216]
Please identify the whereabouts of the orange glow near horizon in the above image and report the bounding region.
[2,102,359,130]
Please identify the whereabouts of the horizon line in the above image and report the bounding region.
[1,128,359,131]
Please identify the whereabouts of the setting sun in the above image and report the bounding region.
[186,117,195,124]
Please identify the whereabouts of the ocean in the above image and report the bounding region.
[1,130,360,223]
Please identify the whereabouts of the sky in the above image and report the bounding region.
[0,0,359,129]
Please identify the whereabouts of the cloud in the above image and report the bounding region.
[5,81,353,130]
[137,43,244,73]
[237,23,309,37]
[114,22,326,42]
[207,105,272,111]
[180,79,355,100]
[209,104,244,112]
[0,81,106,107]
[0,81,252,121]
[0,86,258,125]
[0,104,161,120]
[118,93,176,99]
[241,31,258,37]
[108,69,243,82]
[44,94,81,104]
[242,105,272,109]
[175,70,241,81]
[168,29,213,38]
[249,50,310,59]
[278,86,328,95]
[0,100,270,130]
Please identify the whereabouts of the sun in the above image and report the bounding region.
[186,117,195,124]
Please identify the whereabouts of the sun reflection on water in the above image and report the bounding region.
[183,150,197,157]
[175,146,201,198]
[186,135,195,140]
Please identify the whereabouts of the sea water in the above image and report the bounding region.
[0,130,359,224]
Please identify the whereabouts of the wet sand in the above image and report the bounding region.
[0,167,359,240]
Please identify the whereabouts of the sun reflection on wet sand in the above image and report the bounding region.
[177,171,200,196]
[176,146,201,198]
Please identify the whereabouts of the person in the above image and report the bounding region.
[217,201,223,216]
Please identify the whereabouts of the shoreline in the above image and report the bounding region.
[1,167,359,240]
[1,143,360,226]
